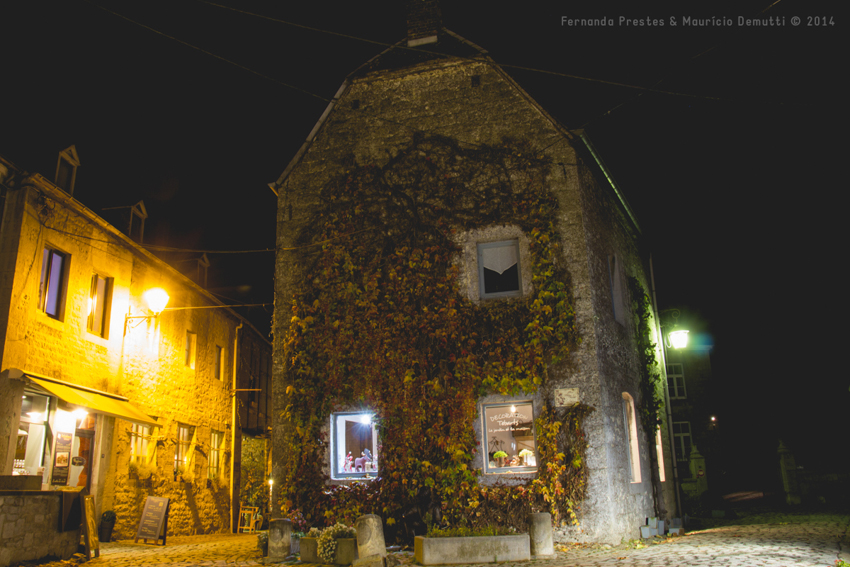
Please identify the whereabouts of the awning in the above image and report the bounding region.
[26,375,159,428]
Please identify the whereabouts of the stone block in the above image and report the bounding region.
[301,537,359,565]
[529,513,553,556]
[414,535,530,565]
[355,514,386,558]
[352,554,384,567]
[268,519,292,559]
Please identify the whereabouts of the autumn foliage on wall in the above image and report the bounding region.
[280,134,588,536]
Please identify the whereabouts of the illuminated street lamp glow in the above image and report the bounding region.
[360,414,371,425]
[669,329,689,349]
[144,288,170,314]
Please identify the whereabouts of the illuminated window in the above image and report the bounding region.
[622,392,641,483]
[87,274,112,337]
[331,412,379,479]
[15,393,50,476]
[130,424,151,464]
[608,255,625,325]
[185,331,197,369]
[175,424,194,473]
[667,363,686,399]
[672,421,692,463]
[478,240,521,298]
[39,248,68,319]
[208,430,223,479]
[215,345,224,380]
[482,402,536,474]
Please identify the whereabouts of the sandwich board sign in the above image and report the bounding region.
[134,496,169,545]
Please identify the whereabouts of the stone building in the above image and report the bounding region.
[0,151,271,542]
[269,6,675,543]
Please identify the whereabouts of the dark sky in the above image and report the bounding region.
[3,1,845,474]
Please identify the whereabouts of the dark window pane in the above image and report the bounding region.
[483,263,519,294]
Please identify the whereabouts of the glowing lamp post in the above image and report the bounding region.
[668,329,690,349]
[143,288,170,315]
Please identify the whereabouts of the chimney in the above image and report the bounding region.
[407,0,441,47]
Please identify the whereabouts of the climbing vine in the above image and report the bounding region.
[280,134,588,538]
[627,276,664,440]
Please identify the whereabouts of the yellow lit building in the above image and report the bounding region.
[0,152,271,538]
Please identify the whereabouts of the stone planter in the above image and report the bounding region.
[300,537,358,565]
[414,535,530,565]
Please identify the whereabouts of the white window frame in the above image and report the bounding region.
[330,412,379,480]
[175,423,194,473]
[87,273,112,337]
[130,423,152,464]
[673,421,692,463]
[622,392,642,483]
[481,401,537,474]
[208,430,223,479]
[477,240,522,299]
[667,363,686,399]
[39,247,68,319]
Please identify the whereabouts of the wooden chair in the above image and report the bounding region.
[239,506,259,533]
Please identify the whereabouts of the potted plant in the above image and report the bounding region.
[99,510,117,542]
[493,451,508,467]
[519,449,534,466]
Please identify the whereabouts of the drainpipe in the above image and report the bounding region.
[649,255,683,518]
[230,322,242,533]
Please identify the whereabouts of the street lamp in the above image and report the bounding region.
[662,309,689,350]
[143,288,170,315]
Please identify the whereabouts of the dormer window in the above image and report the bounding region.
[55,145,80,196]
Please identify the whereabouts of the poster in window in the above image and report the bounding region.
[51,432,73,486]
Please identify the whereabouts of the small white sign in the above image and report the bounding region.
[555,388,579,407]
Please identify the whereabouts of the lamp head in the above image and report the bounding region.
[669,329,690,349]
[144,288,170,315]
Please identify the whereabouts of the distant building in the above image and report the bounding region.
[269,4,675,543]
[663,321,716,497]
[0,151,271,541]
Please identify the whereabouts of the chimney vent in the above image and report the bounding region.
[407,0,441,47]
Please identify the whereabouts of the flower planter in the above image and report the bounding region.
[414,534,530,565]
[300,537,358,565]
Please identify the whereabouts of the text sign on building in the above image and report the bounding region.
[554,388,580,407]
[135,496,170,545]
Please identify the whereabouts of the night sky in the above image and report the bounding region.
[3,1,844,482]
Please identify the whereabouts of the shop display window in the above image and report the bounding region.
[331,412,378,479]
[14,392,50,476]
[482,401,537,473]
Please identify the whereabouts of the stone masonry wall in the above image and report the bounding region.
[273,52,664,543]
[0,492,78,567]
[0,179,270,537]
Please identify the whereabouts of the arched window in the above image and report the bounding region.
[622,392,641,483]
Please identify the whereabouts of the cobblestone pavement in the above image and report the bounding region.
[13,511,849,567]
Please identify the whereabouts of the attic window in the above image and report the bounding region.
[478,240,521,298]
[55,146,80,196]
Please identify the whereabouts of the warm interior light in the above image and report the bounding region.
[510,405,516,413]
[72,408,88,421]
[669,329,689,349]
[144,288,170,314]
[27,412,42,422]
[268,478,274,486]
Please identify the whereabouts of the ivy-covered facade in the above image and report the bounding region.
[269,21,675,544]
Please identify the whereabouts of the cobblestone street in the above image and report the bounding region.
[13,511,849,567]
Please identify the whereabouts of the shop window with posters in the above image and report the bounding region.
[482,402,537,473]
[331,412,379,479]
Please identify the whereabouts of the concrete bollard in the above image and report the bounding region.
[355,514,387,558]
[268,518,292,559]
[529,513,554,556]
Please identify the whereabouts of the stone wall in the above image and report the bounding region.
[272,47,668,543]
[0,170,271,537]
[0,491,79,567]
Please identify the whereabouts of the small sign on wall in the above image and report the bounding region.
[554,388,579,407]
